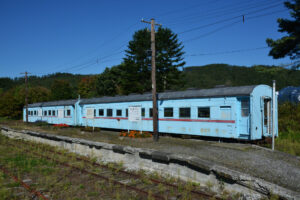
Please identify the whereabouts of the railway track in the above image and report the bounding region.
[0,165,49,200]
[6,139,224,200]
[31,143,220,200]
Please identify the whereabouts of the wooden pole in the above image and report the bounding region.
[141,18,161,142]
[272,80,276,151]
[21,71,30,123]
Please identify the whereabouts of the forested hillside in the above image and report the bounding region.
[0,73,84,93]
[183,64,300,90]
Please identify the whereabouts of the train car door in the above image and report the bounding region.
[238,98,250,135]
[263,98,271,136]
[58,109,64,119]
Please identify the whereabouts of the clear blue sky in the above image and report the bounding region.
[0,0,292,78]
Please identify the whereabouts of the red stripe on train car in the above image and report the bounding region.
[82,116,235,123]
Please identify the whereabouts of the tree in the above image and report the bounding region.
[78,76,97,98]
[29,86,51,103]
[0,86,51,119]
[122,27,185,94]
[50,80,73,100]
[266,0,300,68]
[96,66,122,96]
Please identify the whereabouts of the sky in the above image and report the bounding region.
[0,0,293,78]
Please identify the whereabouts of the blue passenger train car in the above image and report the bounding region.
[24,85,278,140]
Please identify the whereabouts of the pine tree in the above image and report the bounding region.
[122,27,185,94]
[266,0,300,68]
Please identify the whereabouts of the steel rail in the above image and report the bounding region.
[14,146,165,200]
[27,142,221,199]
[0,165,49,200]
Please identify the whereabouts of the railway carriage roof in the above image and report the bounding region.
[27,99,77,108]
[26,85,258,108]
[79,85,257,105]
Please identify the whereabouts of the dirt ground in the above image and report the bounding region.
[1,120,300,193]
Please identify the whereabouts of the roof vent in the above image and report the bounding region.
[186,87,198,90]
[214,85,226,88]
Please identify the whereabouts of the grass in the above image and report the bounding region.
[1,134,245,200]
[274,130,300,156]
[262,130,300,156]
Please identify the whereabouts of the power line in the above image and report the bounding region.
[183,9,288,43]
[41,21,139,75]
[183,20,241,43]
[186,46,269,57]
[166,0,282,26]
[178,2,285,35]
[155,0,221,18]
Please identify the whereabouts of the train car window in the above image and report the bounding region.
[107,109,113,117]
[66,109,71,116]
[44,111,47,116]
[179,108,190,118]
[149,108,153,117]
[126,109,128,117]
[52,110,55,116]
[116,109,122,116]
[94,109,96,117]
[164,108,173,117]
[220,106,231,119]
[141,108,145,117]
[99,109,104,116]
[28,111,31,116]
[198,107,210,118]
[48,110,51,116]
[241,100,249,117]
[34,111,37,116]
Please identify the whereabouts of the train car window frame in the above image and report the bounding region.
[241,99,250,117]
[149,108,153,118]
[116,109,122,116]
[107,109,113,117]
[179,107,191,118]
[98,109,104,116]
[66,109,71,117]
[198,107,210,118]
[164,107,173,117]
[141,108,145,117]
[220,106,231,120]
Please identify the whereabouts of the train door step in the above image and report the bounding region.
[239,134,250,139]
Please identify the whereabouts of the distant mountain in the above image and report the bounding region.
[0,73,87,92]
[1,64,300,94]
[183,64,300,90]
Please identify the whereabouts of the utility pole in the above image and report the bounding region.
[141,18,162,142]
[21,71,30,123]
[272,80,276,151]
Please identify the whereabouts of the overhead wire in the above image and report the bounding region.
[183,9,288,43]
[166,0,283,26]
[154,0,221,19]
[186,46,269,57]
[42,21,139,75]
[36,1,289,76]
[178,1,285,35]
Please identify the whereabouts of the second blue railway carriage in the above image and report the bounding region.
[24,85,278,140]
